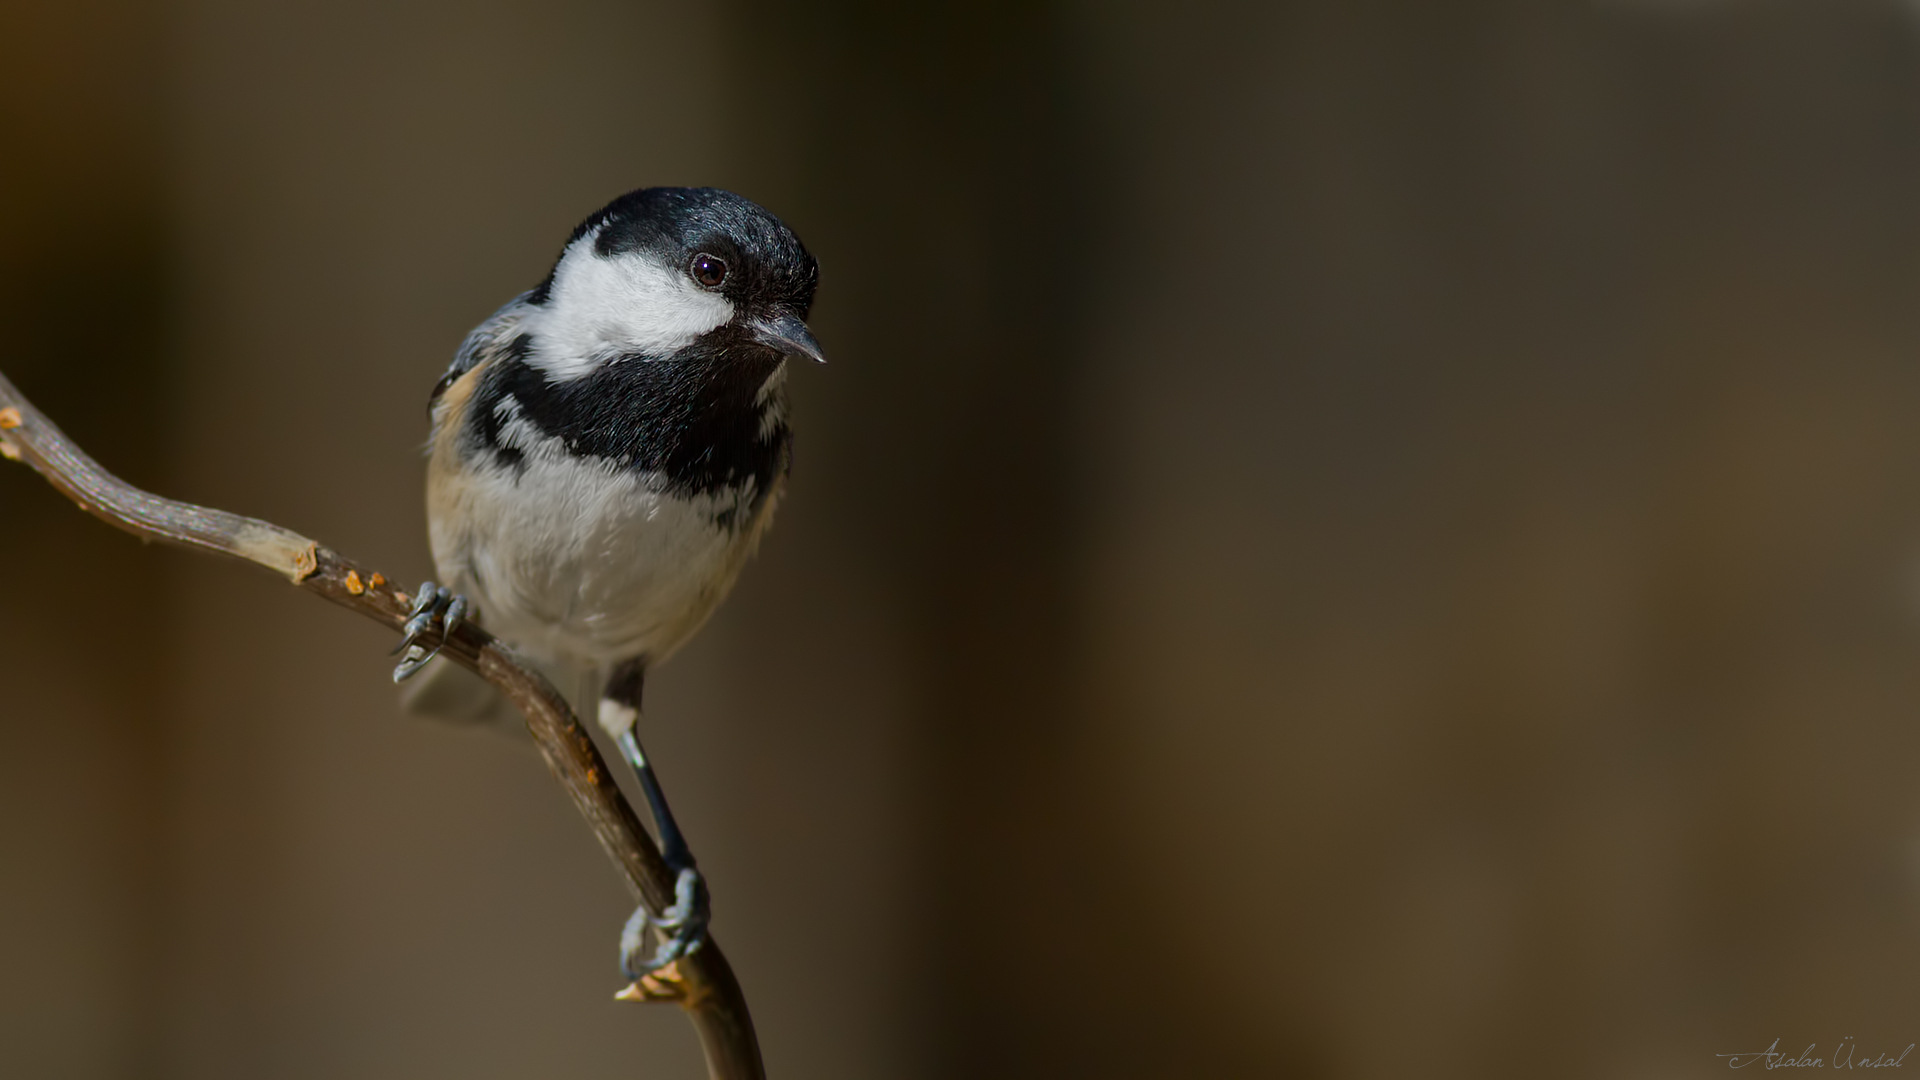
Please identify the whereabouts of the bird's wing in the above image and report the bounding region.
[429,290,537,410]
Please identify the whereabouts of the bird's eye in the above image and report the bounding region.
[691,253,728,288]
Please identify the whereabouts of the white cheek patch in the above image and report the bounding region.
[528,234,734,381]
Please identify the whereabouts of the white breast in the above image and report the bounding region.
[429,424,776,668]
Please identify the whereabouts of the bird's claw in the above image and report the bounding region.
[620,865,710,979]
[391,581,468,682]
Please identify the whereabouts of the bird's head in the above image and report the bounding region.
[525,187,822,380]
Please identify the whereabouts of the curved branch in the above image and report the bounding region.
[0,371,764,1080]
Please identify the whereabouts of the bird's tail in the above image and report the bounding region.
[399,653,601,742]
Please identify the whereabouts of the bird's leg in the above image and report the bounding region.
[602,660,710,979]
[391,581,469,682]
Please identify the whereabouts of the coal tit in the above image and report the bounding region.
[396,186,822,978]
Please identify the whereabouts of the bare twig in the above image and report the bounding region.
[0,370,765,1080]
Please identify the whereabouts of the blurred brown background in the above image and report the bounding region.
[8,1,1920,1077]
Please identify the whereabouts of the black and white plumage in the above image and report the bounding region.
[400,186,822,978]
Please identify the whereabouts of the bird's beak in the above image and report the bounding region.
[753,313,826,364]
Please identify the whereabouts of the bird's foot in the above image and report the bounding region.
[620,865,710,980]
[391,581,468,682]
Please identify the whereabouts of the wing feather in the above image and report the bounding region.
[429,291,538,410]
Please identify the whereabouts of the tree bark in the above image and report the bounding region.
[0,370,765,1080]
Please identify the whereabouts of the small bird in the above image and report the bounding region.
[394,186,821,978]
